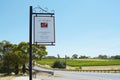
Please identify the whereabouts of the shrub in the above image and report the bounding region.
[52,60,66,69]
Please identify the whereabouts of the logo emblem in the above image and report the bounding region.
[41,22,48,28]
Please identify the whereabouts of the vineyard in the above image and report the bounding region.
[36,59,120,67]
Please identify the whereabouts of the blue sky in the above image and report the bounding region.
[0,0,120,57]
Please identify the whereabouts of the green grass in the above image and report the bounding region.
[36,59,120,67]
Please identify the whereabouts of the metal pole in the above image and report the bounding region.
[65,55,67,68]
[29,6,32,80]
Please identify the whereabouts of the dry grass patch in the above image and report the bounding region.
[82,65,120,70]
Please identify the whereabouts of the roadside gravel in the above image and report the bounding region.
[0,76,15,80]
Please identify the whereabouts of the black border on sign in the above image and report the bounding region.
[34,16,55,45]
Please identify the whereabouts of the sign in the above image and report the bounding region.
[34,16,55,45]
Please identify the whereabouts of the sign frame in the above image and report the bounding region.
[34,16,55,45]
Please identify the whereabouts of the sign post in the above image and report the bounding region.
[29,6,32,80]
[29,6,55,80]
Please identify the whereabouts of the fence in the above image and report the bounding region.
[66,70,120,73]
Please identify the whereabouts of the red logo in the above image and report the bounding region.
[41,22,48,28]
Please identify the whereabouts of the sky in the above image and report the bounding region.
[0,0,120,57]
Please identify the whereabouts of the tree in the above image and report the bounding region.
[32,45,47,60]
[12,51,26,74]
[37,50,47,59]
[0,40,48,75]
[12,51,21,75]
[111,55,120,59]
[17,42,29,74]
[0,41,3,54]
[2,51,13,74]
[18,42,29,54]
[45,56,57,59]
[1,40,13,74]
[72,54,78,59]
[97,55,108,59]
[0,41,29,74]
[0,40,12,55]
[57,54,60,59]
[79,55,89,59]
[65,56,70,59]
[0,54,2,60]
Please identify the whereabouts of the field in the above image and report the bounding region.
[36,59,120,67]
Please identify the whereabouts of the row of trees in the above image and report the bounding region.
[0,40,47,75]
[71,54,120,59]
[46,54,120,59]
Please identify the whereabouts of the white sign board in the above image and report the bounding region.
[34,16,55,44]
